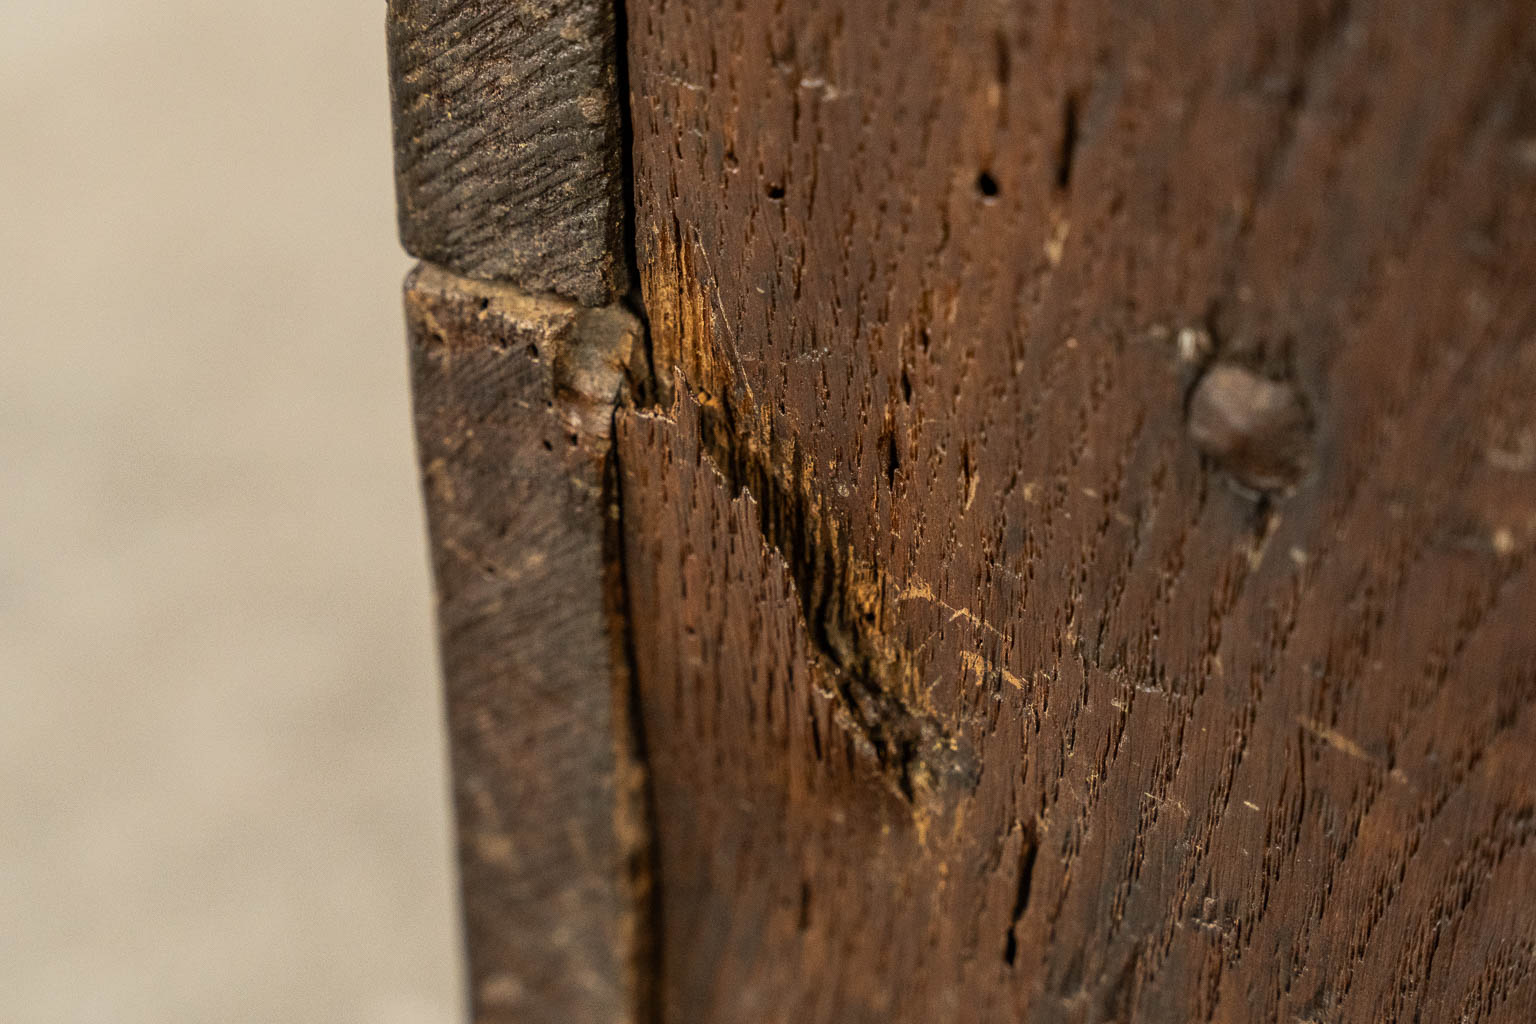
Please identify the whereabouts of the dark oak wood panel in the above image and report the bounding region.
[389,0,630,304]
[405,264,646,1023]
[391,0,1536,1019]
[620,0,1536,1020]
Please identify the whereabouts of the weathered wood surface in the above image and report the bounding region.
[619,0,1536,1022]
[390,2,647,1018]
[389,0,630,304]
[405,263,645,1023]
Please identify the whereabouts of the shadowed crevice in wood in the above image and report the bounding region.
[1002,820,1040,968]
[613,170,980,806]
[1053,92,1079,193]
[604,0,664,1013]
[684,384,980,804]
[599,438,663,1024]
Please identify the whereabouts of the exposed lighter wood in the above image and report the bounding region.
[620,0,1536,1021]
[405,264,645,1024]
[389,0,630,304]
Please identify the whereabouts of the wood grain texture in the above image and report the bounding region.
[405,263,645,1023]
[389,0,630,304]
[619,0,1536,1020]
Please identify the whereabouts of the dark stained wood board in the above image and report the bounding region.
[404,264,647,1024]
[389,0,631,304]
[618,0,1536,1020]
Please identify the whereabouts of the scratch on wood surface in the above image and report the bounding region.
[959,651,1023,690]
[1296,716,1410,784]
[898,579,1011,643]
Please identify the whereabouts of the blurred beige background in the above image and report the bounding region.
[1,3,463,1021]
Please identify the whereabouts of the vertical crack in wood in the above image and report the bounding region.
[606,0,664,1018]
[1003,820,1040,968]
[600,427,662,1024]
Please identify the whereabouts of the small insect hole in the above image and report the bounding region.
[976,171,1000,198]
[526,343,540,360]
[765,183,786,200]
[541,439,553,452]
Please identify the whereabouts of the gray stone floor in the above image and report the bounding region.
[0,4,463,1020]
